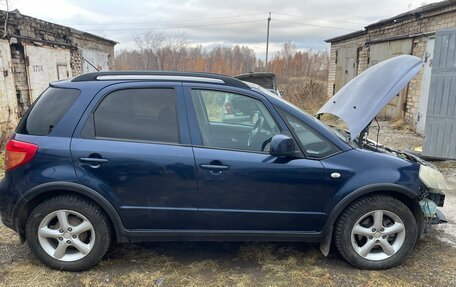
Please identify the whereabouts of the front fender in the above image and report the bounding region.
[319,183,420,256]
[319,149,423,255]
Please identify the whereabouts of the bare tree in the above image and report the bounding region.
[166,32,188,70]
[132,31,191,71]
[133,31,166,70]
[2,0,12,38]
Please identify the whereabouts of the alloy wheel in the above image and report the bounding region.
[351,210,406,261]
[37,210,95,262]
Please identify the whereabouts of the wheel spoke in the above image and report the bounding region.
[38,227,61,239]
[56,210,70,230]
[72,220,92,235]
[358,238,376,257]
[379,239,395,256]
[352,225,374,237]
[72,239,91,255]
[54,241,68,259]
[384,222,405,235]
[373,210,384,230]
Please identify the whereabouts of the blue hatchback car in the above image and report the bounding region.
[0,55,448,271]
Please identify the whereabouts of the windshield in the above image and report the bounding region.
[326,125,348,141]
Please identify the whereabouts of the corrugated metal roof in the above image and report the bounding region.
[5,9,117,45]
[325,0,456,43]
[324,30,366,43]
[366,0,455,29]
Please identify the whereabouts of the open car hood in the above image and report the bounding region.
[317,55,422,140]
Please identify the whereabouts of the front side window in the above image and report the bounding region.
[281,110,340,158]
[191,89,279,152]
[90,88,179,143]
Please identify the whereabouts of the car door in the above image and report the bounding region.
[185,84,330,232]
[71,82,198,230]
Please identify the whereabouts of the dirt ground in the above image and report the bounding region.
[0,122,455,287]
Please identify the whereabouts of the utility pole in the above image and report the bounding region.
[265,12,271,71]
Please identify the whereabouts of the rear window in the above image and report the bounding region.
[17,87,80,135]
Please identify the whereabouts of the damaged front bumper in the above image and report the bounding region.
[420,198,447,224]
[417,163,449,229]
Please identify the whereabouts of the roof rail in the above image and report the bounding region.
[72,71,250,89]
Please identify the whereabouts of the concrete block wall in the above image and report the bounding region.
[10,43,29,116]
[0,9,116,142]
[327,3,456,130]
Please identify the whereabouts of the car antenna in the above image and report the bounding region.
[82,57,100,72]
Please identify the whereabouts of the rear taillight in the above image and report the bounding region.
[4,139,38,171]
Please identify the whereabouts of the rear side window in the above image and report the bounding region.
[17,87,80,135]
[86,88,179,143]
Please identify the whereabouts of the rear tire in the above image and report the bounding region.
[335,195,418,269]
[26,195,111,271]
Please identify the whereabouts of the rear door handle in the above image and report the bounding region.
[79,155,108,168]
[199,164,229,170]
[79,158,109,163]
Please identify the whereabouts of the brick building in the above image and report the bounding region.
[325,0,456,135]
[0,9,116,140]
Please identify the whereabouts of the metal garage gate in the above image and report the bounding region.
[24,45,72,102]
[334,46,358,93]
[423,29,456,159]
[369,39,413,121]
[0,39,18,131]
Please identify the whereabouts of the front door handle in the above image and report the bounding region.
[199,164,229,170]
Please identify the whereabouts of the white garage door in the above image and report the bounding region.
[82,48,109,73]
[369,39,413,120]
[0,39,18,129]
[24,45,72,102]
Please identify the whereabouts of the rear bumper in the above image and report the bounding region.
[1,216,14,229]
[0,175,21,232]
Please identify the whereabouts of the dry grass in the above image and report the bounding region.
[280,77,327,114]
[390,119,414,131]
[1,122,456,287]
[1,223,456,286]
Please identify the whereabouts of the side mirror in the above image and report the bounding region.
[270,134,297,157]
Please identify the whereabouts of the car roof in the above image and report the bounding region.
[71,71,251,89]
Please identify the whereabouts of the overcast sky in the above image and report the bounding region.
[4,0,442,58]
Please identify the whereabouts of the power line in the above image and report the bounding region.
[84,18,355,33]
[61,11,361,33]
[67,12,267,26]
[273,12,368,26]
[83,19,265,32]
[274,18,356,31]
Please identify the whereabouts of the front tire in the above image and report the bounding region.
[26,195,111,271]
[335,195,418,269]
